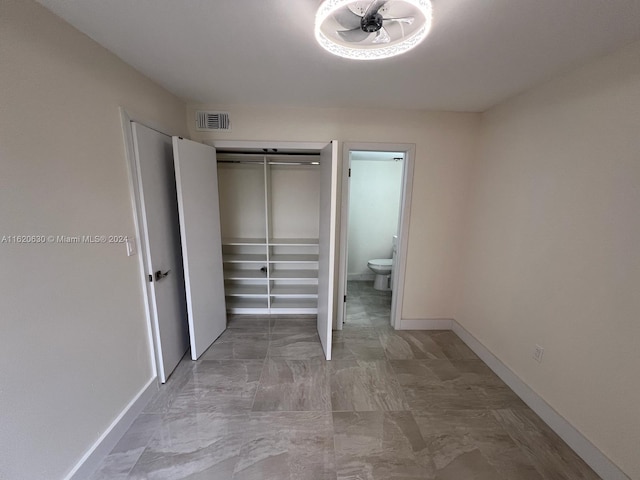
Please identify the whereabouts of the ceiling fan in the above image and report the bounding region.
[334,0,415,45]
[315,0,433,60]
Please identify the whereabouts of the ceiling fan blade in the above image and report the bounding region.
[365,0,388,17]
[337,27,372,43]
[372,27,391,44]
[383,16,415,25]
[333,6,362,29]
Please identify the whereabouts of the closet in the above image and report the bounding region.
[218,151,321,315]
[173,138,338,360]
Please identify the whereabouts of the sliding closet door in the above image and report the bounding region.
[173,137,226,359]
[317,141,339,360]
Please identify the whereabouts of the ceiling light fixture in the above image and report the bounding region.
[315,0,432,60]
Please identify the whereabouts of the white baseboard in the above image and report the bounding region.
[64,377,159,480]
[451,321,630,480]
[398,318,453,330]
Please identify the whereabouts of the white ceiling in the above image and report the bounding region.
[37,0,640,112]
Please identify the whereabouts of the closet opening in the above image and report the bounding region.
[213,140,339,360]
[216,150,322,316]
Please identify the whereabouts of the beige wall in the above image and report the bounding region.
[0,1,187,479]
[187,106,480,321]
[456,41,640,479]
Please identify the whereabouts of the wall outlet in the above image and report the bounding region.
[533,345,544,363]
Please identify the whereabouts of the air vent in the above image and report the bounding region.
[196,111,231,131]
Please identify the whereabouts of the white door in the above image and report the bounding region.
[132,123,189,383]
[317,141,339,360]
[173,137,227,359]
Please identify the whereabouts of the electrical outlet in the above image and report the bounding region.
[533,345,544,363]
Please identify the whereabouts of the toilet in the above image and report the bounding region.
[367,236,398,292]
[367,258,393,291]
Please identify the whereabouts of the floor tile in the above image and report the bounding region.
[390,359,460,386]
[202,332,269,360]
[430,331,479,360]
[379,330,448,360]
[270,317,318,335]
[493,409,600,479]
[142,357,194,414]
[269,332,325,359]
[128,412,246,480]
[333,411,434,479]
[89,414,163,480]
[233,411,336,480]
[330,359,409,411]
[227,315,270,332]
[331,337,387,361]
[413,409,543,480]
[168,360,264,414]
[252,358,330,412]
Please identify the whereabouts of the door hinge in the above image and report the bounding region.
[148,274,153,282]
[348,168,351,177]
[344,295,347,302]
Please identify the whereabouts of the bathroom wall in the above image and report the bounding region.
[347,154,404,280]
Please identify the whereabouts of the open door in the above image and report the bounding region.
[173,137,227,359]
[317,141,339,360]
[131,123,189,382]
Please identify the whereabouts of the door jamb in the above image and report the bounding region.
[337,142,416,330]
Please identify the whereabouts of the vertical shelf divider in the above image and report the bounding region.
[264,154,272,311]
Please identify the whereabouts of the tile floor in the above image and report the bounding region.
[90,281,600,479]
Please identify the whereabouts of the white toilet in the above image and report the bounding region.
[367,236,398,291]
[367,258,393,291]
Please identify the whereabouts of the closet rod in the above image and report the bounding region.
[217,159,320,166]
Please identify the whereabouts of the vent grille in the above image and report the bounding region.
[196,111,231,131]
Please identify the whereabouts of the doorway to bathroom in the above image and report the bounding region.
[337,143,415,331]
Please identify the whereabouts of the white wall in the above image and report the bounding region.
[0,1,187,479]
[348,157,403,279]
[188,106,480,321]
[456,40,640,479]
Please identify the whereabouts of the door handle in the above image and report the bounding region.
[155,269,171,281]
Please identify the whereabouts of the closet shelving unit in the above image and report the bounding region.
[218,151,321,315]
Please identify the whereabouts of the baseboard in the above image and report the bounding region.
[451,321,630,480]
[64,377,159,480]
[398,318,453,330]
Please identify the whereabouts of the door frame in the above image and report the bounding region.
[336,142,416,330]
[119,108,177,382]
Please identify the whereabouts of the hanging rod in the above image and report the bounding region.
[217,159,320,166]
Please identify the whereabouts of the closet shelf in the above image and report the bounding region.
[270,298,318,314]
[270,285,318,297]
[269,269,318,280]
[222,237,267,246]
[224,285,268,297]
[269,254,319,263]
[224,269,268,280]
[226,297,269,314]
[223,254,267,263]
[268,238,319,246]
